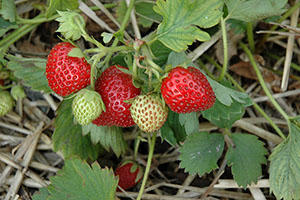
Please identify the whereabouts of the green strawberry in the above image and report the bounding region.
[0,91,14,117]
[72,89,104,125]
[130,94,168,133]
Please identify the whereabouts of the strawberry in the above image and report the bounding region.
[115,161,143,191]
[92,65,141,127]
[161,66,215,113]
[130,94,168,132]
[0,91,14,117]
[72,89,104,125]
[46,42,91,96]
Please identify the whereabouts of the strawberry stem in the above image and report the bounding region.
[218,17,228,81]
[246,22,255,53]
[240,42,289,138]
[102,0,136,67]
[136,132,157,200]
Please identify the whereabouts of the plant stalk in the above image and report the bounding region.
[240,42,290,123]
[247,22,255,52]
[136,132,157,200]
[219,17,228,81]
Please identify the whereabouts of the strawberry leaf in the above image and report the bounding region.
[153,0,223,52]
[226,133,267,188]
[0,17,17,37]
[161,110,186,146]
[225,0,287,22]
[166,51,190,67]
[151,40,172,66]
[32,159,118,200]
[56,11,85,41]
[53,99,101,160]
[179,132,224,176]
[7,57,52,93]
[32,188,50,200]
[82,124,127,157]
[269,122,300,200]
[0,0,16,22]
[179,112,199,135]
[206,76,252,107]
[135,1,162,28]
[46,0,79,17]
[201,98,245,128]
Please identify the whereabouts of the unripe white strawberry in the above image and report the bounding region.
[0,91,14,117]
[130,94,168,132]
[72,89,104,125]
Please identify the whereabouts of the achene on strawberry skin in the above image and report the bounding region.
[161,66,215,113]
[46,42,91,97]
[130,94,168,133]
[92,65,141,127]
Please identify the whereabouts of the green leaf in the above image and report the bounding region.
[32,188,50,200]
[161,110,186,146]
[225,0,287,22]
[101,32,114,43]
[201,98,245,128]
[46,0,79,17]
[269,122,300,200]
[153,0,223,52]
[0,17,17,37]
[179,132,224,176]
[7,57,52,93]
[0,0,16,22]
[67,47,84,58]
[135,1,162,28]
[150,40,172,66]
[179,112,199,135]
[227,19,248,34]
[206,76,252,106]
[56,11,85,41]
[53,99,101,160]
[166,51,190,67]
[226,133,267,188]
[82,124,127,157]
[33,159,118,200]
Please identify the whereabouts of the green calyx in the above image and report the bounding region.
[72,89,105,125]
[11,85,26,100]
[56,11,86,41]
[0,91,14,117]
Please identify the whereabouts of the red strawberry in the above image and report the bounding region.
[115,161,143,191]
[92,65,141,127]
[46,42,90,96]
[161,66,215,113]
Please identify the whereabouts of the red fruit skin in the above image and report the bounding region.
[46,42,91,96]
[0,80,4,86]
[92,65,141,127]
[161,66,215,113]
[115,162,142,191]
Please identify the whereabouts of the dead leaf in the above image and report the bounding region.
[229,60,280,84]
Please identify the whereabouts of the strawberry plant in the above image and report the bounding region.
[1,0,300,200]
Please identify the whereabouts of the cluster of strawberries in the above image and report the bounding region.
[46,42,216,190]
[46,42,216,132]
